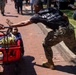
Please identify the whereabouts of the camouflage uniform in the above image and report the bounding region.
[42,25,76,69]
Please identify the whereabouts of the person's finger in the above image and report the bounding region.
[6,19,11,25]
[6,19,13,26]
[0,24,4,29]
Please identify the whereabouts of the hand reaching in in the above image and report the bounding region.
[0,24,4,29]
[6,19,13,26]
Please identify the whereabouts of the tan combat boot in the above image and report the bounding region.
[42,61,55,70]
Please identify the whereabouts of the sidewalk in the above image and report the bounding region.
[0,1,76,75]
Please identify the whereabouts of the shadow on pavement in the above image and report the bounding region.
[1,63,17,75]
[35,64,76,74]
[18,56,37,75]
[4,14,18,17]
[0,56,37,75]
[55,65,76,74]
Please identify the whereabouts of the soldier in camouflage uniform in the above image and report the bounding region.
[42,25,76,69]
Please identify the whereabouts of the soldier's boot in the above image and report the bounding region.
[42,60,55,70]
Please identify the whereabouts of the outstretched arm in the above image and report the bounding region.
[7,19,33,28]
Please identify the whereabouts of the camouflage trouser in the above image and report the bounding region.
[43,26,76,62]
[0,2,5,13]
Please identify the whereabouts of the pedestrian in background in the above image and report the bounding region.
[26,0,29,6]
[68,0,76,9]
[16,0,23,14]
[0,0,7,16]
[47,0,56,8]
[13,0,17,9]
[30,0,35,13]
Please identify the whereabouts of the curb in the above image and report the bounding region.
[38,23,76,65]
[55,41,76,65]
